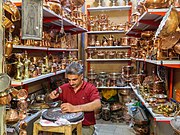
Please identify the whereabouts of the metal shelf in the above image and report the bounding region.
[13,45,48,50]
[126,8,180,37]
[11,70,65,86]
[126,11,163,37]
[131,58,180,68]
[43,7,88,34]
[130,83,175,122]
[87,30,125,34]
[86,58,131,62]
[87,46,131,49]
[13,45,78,52]
[48,48,78,51]
[87,5,131,12]
[97,86,131,89]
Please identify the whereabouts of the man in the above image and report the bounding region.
[48,62,101,135]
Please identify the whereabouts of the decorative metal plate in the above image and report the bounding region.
[42,108,84,122]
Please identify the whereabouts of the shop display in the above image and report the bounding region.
[0,0,179,135]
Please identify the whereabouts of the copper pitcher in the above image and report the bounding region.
[5,40,13,58]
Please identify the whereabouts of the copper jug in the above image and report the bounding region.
[108,35,114,46]
[5,40,13,58]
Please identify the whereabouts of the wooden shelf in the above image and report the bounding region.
[87,5,131,12]
[11,70,65,86]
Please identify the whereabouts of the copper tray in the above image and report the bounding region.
[42,108,84,122]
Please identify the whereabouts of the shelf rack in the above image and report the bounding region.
[13,45,78,52]
[130,83,177,122]
[43,7,88,34]
[86,58,131,62]
[87,5,131,12]
[131,58,180,68]
[126,8,180,37]
[87,46,131,49]
[87,30,125,34]
[11,70,65,86]
[97,86,131,89]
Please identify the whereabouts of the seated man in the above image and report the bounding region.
[48,62,101,135]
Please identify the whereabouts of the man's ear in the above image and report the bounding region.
[81,74,83,80]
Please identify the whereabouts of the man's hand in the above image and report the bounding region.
[48,90,59,100]
[61,103,79,113]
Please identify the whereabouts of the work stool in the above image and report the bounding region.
[33,119,82,135]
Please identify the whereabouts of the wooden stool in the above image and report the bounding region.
[33,119,82,135]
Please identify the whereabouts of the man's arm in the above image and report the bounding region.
[61,99,101,113]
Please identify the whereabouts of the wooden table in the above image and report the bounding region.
[33,119,82,135]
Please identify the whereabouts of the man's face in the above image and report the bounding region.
[67,74,83,89]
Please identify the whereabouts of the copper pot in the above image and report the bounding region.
[36,94,46,102]
[129,37,139,46]
[48,1,62,15]
[69,0,85,9]
[0,90,11,105]
[173,0,180,7]
[120,37,129,46]
[110,102,122,111]
[141,31,154,38]
[19,129,27,135]
[6,109,19,124]
[119,89,130,96]
[17,89,28,100]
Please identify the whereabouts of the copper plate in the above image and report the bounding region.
[42,108,84,122]
[160,31,180,49]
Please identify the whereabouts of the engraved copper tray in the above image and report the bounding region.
[42,108,84,122]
